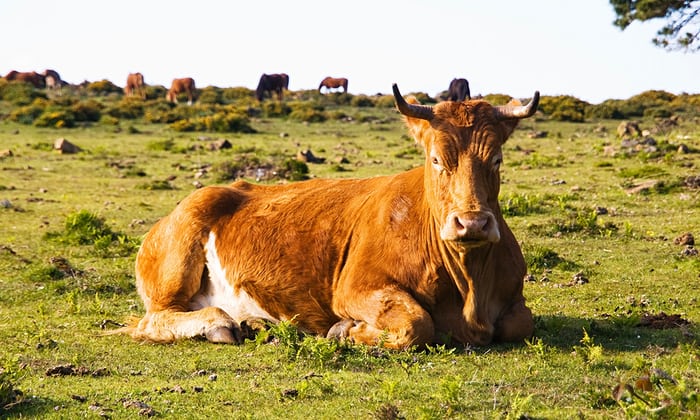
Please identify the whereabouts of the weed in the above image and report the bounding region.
[572,329,603,365]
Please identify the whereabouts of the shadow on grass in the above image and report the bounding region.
[529,313,695,352]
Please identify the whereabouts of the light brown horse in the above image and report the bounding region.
[319,76,348,93]
[124,73,145,98]
[167,77,196,105]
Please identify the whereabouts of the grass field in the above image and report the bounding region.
[1,93,699,418]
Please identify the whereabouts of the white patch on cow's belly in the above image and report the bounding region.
[189,232,277,323]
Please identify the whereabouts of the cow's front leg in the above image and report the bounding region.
[328,288,434,349]
[493,298,534,342]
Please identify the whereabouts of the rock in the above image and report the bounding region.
[674,232,694,246]
[0,149,13,158]
[617,121,641,138]
[296,149,325,164]
[208,139,231,151]
[625,179,658,195]
[54,138,81,154]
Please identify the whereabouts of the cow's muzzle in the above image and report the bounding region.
[441,211,500,245]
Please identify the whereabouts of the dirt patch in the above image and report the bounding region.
[45,364,108,377]
[638,312,690,329]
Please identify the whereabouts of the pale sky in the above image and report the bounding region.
[2,0,699,104]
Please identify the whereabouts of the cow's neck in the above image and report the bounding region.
[437,227,499,339]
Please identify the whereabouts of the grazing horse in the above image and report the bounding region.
[42,69,63,91]
[319,77,348,93]
[256,73,289,101]
[4,70,46,88]
[167,77,196,105]
[124,72,146,98]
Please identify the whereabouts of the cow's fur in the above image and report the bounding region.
[118,85,537,349]
[125,72,145,98]
[167,77,196,105]
[319,77,348,93]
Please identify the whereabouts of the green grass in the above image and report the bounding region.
[1,98,699,418]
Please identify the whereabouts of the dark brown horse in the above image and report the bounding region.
[256,73,289,101]
[4,70,46,88]
[319,76,348,93]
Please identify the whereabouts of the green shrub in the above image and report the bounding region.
[9,103,46,124]
[143,85,168,100]
[85,79,122,96]
[0,81,46,105]
[283,159,309,181]
[71,99,103,122]
[34,109,76,128]
[106,98,145,119]
[374,95,396,108]
[482,94,513,105]
[260,101,292,118]
[350,95,375,107]
[539,95,589,122]
[212,155,263,182]
[222,87,255,101]
[289,102,327,123]
[198,86,223,105]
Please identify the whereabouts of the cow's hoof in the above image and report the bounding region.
[205,326,240,344]
[326,319,355,340]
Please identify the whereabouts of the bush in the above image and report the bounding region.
[198,86,223,105]
[288,102,327,123]
[350,95,375,107]
[283,159,309,181]
[0,81,46,105]
[143,85,168,100]
[260,101,292,118]
[34,109,76,128]
[85,79,122,96]
[9,102,46,124]
[374,95,396,108]
[482,94,513,105]
[71,99,103,122]
[539,95,589,122]
[222,87,255,101]
[106,98,145,119]
[169,110,255,133]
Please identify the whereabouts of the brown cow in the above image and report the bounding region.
[4,70,45,88]
[166,77,196,105]
[118,84,539,349]
[319,76,348,93]
[124,72,145,98]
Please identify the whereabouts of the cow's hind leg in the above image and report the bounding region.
[124,197,244,344]
[329,287,434,349]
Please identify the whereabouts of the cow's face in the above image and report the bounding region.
[393,84,539,248]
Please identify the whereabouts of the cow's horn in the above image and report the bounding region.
[393,84,434,121]
[493,91,540,120]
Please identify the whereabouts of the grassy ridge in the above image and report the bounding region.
[1,97,699,418]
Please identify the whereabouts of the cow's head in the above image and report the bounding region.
[393,84,539,248]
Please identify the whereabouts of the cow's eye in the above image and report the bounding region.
[431,156,444,172]
[492,155,503,171]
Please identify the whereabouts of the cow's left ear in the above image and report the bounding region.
[403,96,432,145]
